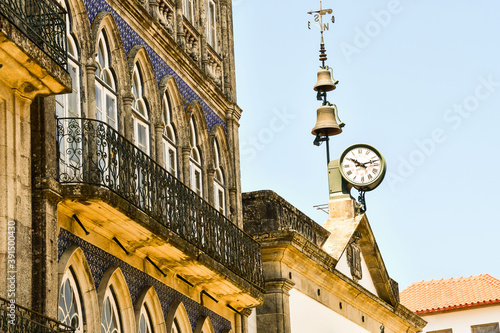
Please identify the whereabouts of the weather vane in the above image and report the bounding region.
[308,1,335,65]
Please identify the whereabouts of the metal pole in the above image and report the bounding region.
[325,134,330,164]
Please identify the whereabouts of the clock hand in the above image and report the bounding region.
[363,159,380,167]
[347,158,368,169]
[347,158,363,167]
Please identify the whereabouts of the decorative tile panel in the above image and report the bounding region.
[58,229,232,333]
[83,0,226,132]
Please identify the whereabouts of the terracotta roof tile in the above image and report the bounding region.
[400,274,500,314]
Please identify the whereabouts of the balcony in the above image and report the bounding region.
[56,118,264,306]
[0,297,74,333]
[0,0,67,68]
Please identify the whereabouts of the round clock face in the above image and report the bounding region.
[339,144,387,191]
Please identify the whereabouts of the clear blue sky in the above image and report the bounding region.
[233,0,500,290]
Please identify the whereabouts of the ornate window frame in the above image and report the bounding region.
[58,245,100,333]
[183,0,195,22]
[163,92,178,176]
[95,31,118,130]
[58,268,84,332]
[131,63,150,155]
[205,0,216,49]
[213,139,225,214]
[189,118,203,196]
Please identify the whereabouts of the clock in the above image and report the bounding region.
[339,144,387,191]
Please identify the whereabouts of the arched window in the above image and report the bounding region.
[56,35,80,118]
[138,305,154,333]
[183,0,194,22]
[162,93,177,176]
[213,140,225,214]
[55,0,80,118]
[205,0,216,49]
[95,31,118,129]
[189,118,202,196]
[172,318,181,333]
[131,64,150,154]
[55,1,81,180]
[58,269,84,333]
[101,287,122,333]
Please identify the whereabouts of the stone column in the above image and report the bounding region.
[207,168,215,205]
[155,124,165,166]
[149,0,159,21]
[240,308,252,333]
[257,278,295,333]
[234,311,242,333]
[229,188,236,222]
[175,0,185,48]
[219,0,230,98]
[85,64,97,119]
[181,146,191,185]
[30,95,62,318]
[199,0,208,72]
[0,88,33,309]
[226,0,237,102]
[122,94,134,142]
[225,108,242,227]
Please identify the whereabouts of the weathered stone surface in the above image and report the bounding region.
[242,190,330,247]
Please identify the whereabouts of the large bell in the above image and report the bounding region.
[311,105,342,136]
[314,69,336,92]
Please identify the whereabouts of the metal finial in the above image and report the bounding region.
[307,1,335,65]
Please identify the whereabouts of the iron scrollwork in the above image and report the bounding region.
[56,118,264,289]
[0,296,75,332]
[0,0,67,68]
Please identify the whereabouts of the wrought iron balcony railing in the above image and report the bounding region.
[56,117,264,288]
[0,297,75,333]
[0,0,67,68]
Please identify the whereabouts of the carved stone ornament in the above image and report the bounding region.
[346,231,362,282]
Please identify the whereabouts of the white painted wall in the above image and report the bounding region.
[421,305,500,333]
[289,288,370,333]
[336,249,378,295]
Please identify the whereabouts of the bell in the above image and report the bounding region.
[311,105,342,136]
[314,69,336,92]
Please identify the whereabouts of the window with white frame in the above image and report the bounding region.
[100,287,122,333]
[206,0,216,49]
[189,119,202,196]
[58,269,84,333]
[184,0,194,22]
[131,64,150,155]
[162,93,177,176]
[56,36,80,119]
[55,2,82,179]
[95,32,118,130]
[213,140,225,214]
[138,305,154,333]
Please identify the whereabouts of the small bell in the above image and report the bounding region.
[314,69,337,92]
[311,104,342,136]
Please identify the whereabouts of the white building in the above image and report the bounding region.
[400,274,500,333]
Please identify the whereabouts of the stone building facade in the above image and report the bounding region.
[0,0,263,332]
[243,191,426,333]
[0,0,426,332]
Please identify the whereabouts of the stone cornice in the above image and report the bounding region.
[255,230,426,333]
